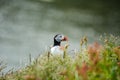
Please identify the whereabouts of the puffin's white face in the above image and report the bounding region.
[55,34,64,42]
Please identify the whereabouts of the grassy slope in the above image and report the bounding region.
[0,35,120,80]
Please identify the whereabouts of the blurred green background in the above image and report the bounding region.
[0,0,120,72]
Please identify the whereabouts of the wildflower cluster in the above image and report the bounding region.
[0,35,120,80]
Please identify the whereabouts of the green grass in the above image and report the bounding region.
[0,34,120,80]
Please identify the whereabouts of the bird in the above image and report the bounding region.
[50,34,68,56]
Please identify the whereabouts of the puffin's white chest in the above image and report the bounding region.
[50,46,64,55]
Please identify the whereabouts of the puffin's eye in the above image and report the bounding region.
[59,35,62,38]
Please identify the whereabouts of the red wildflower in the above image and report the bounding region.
[76,62,89,80]
[87,42,102,64]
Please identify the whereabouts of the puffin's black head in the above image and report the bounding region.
[53,34,68,46]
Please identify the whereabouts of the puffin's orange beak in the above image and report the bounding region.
[62,36,68,41]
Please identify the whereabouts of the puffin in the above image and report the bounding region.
[50,34,68,55]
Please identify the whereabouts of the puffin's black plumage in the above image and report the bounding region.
[53,34,61,46]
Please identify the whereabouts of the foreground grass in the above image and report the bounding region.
[0,35,120,80]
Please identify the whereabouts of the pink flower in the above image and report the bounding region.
[87,42,102,64]
[76,62,89,80]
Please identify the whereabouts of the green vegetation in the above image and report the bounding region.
[0,35,120,80]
